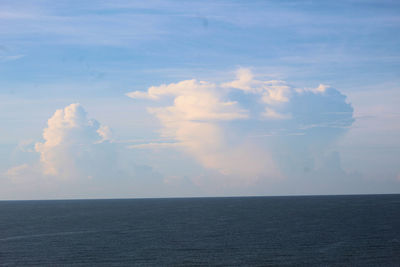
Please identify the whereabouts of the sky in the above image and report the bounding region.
[0,0,399,200]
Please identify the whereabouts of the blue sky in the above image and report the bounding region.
[1,0,399,199]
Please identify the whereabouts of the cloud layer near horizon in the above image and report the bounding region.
[2,69,356,198]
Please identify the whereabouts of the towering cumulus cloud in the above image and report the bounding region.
[127,68,354,186]
[128,79,279,185]
[32,103,112,179]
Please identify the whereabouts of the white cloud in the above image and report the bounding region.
[125,91,156,100]
[263,108,291,120]
[261,82,291,105]
[145,80,275,184]
[313,84,329,93]
[221,68,291,110]
[5,163,29,177]
[1,69,358,197]
[128,142,181,149]
[97,125,112,142]
[222,68,254,91]
[127,68,354,187]
[127,74,283,185]
[140,79,248,121]
[297,84,329,94]
[223,69,291,106]
[1,102,172,198]
[5,103,113,181]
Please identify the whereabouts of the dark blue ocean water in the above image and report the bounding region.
[1,195,400,266]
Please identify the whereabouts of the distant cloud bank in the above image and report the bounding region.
[4,69,355,195]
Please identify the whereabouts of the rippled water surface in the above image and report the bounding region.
[1,195,400,266]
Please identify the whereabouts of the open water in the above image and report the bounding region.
[1,195,400,266]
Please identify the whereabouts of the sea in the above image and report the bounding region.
[0,195,399,266]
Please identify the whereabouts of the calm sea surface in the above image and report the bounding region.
[0,195,399,266]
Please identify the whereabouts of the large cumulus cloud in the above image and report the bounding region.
[7,103,114,181]
[127,68,354,186]
[127,78,281,186]
[35,103,113,178]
